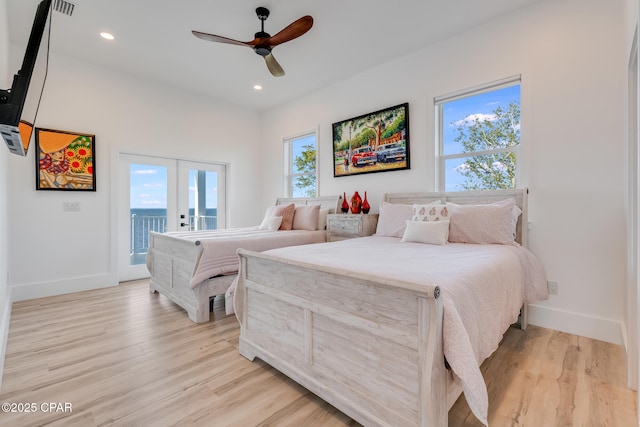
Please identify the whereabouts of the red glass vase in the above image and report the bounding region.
[341,192,349,213]
[350,191,362,214]
[361,191,370,214]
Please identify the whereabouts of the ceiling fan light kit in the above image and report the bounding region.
[192,7,313,77]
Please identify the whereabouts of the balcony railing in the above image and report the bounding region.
[129,214,217,265]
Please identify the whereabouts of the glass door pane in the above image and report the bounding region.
[178,160,226,231]
[118,154,176,282]
[129,163,168,265]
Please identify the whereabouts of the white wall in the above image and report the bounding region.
[0,0,10,391]
[625,0,639,55]
[7,51,262,301]
[261,0,627,345]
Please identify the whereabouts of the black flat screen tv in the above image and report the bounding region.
[0,0,51,156]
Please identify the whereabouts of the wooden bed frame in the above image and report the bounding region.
[147,195,341,323]
[235,189,528,426]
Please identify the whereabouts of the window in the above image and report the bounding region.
[284,131,317,197]
[436,76,521,192]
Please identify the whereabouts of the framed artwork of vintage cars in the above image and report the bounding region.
[332,102,410,177]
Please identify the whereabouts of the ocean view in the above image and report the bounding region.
[129,208,218,264]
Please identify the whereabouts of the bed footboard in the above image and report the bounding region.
[147,233,233,323]
[236,249,447,427]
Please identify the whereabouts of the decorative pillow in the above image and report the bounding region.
[374,202,414,237]
[401,220,449,245]
[412,203,449,221]
[447,198,517,245]
[262,203,296,230]
[292,204,321,231]
[317,208,331,230]
[259,216,283,231]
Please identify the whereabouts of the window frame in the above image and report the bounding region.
[283,129,318,198]
[435,75,521,192]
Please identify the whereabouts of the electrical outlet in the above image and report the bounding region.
[63,201,80,212]
[548,280,558,295]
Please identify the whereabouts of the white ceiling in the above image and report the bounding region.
[7,0,545,111]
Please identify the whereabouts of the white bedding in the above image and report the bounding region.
[230,235,547,425]
[147,227,326,288]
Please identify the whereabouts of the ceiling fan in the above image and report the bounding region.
[192,7,313,77]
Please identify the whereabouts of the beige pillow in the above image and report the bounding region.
[447,198,516,245]
[317,208,331,230]
[293,204,321,231]
[401,220,449,245]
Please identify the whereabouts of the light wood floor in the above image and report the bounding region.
[0,280,636,427]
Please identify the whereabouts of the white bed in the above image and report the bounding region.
[233,189,548,426]
[145,195,340,323]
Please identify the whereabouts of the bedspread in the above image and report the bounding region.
[147,227,326,288]
[243,236,548,425]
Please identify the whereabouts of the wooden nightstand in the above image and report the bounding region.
[326,214,379,242]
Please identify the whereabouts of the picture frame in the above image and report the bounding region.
[35,127,96,191]
[332,102,410,177]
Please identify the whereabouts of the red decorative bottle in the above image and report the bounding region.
[341,192,349,213]
[350,191,362,214]
[361,191,370,214]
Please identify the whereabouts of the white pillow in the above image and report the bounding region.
[259,216,283,231]
[317,208,331,230]
[374,202,414,237]
[401,220,450,245]
[292,204,321,231]
[412,203,448,221]
[447,198,517,245]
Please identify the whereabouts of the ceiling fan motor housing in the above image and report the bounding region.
[254,30,271,56]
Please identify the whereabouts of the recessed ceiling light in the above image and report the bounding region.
[253,84,263,91]
[100,32,115,40]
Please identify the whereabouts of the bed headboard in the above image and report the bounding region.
[275,195,342,214]
[383,188,529,246]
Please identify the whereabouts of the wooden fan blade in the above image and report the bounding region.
[192,30,252,47]
[267,15,313,47]
[264,53,285,77]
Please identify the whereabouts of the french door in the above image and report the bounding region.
[118,154,226,281]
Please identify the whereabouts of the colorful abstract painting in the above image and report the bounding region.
[35,128,95,191]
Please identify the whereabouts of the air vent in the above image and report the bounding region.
[53,0,75,17]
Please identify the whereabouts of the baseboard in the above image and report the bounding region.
[10,273,118,302]
[527,303,623,345]
[0,294,11,391]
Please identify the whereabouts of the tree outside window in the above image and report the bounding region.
[437,80,520,192]
[285,132,317,197]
